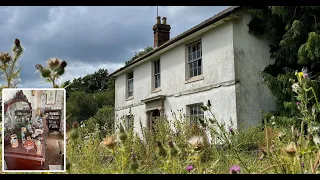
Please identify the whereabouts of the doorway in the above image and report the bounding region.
[150,109,160,133]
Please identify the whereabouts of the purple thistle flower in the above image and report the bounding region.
[296,102,301,105]
[229,127,235,135]
[229,165,241,174]
[303,73,308,79]
[186,165,194,172]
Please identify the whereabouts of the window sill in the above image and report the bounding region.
[125,96,134,101]
[151,88,161,93]
[185,75,204,84]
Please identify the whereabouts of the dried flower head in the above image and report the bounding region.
[0,52,12,63]
[102,135,117,149]
[229,165,241,174]
[188,136,204,151]
[282,141,297,156]
[229,127,235,135]
[47,58,61,69]
[15,39,20,47]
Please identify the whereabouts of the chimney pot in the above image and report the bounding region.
[162,17,167,25]
[156,16,161,24]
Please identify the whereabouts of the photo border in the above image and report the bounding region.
[2,88,66,173]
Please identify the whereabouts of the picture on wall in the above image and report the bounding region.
[46,90,56,105]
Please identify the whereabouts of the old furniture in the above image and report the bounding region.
[3,90,47,170]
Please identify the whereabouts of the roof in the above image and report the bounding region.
[109,6,243,77]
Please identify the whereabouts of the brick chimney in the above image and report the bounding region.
[153,16,171,48]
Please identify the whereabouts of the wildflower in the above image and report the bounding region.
[119,125,127,141]
[15,38,20,47]
[229,127,235,135]
[229,165,241,174]
[0,52,12,63]
[130,153,139,171]
[156,141,167,157]
[47,58,61,69]
[102,135,117,149]
[297,72,304,79]
[303,73,308,78]
[168,141,178,157]
[291,83,301,93]
[35,64,43,70]
[188,136,204,151]
[282,141,297,157]
[272,122,276,126]
[40,68,51,78]
[186,165,194,172]
[271,116,275,120]
[60,61,67,68]
[296,102,301,105]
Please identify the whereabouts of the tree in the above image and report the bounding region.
[63,68,110,98]
[125,46,154,65]
[248,6,320,124]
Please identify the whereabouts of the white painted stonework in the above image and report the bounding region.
[113,10,276,137]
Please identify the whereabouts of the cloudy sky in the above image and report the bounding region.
[0,6,229,88]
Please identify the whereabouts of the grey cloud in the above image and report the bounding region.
[0,6,229,88]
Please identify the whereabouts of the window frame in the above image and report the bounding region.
[187,103,204,125]
[127,71,134,98]
[187,40,202,78]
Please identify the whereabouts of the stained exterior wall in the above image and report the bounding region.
[232,10,277,128]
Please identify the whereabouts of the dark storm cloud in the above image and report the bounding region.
[0,6,229,88]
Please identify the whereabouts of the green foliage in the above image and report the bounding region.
[63,69,110,96]
[249,6,320,125]
[125,46,154,65]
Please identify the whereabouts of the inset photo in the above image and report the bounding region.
[2,88,66,172]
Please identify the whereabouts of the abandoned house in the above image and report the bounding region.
[110,6,276,137]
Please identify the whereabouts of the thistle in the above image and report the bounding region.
[130,153,139,172]
[119,125,127,141]
[102,135,117,149]
[156,141,167,157]
[168,141,178,157]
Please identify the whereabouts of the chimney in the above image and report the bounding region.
[153,16,171,48]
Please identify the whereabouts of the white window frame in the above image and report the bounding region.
[188,103,204,125]
[127,72,134,98]
[187,40,202,78]
[153,59,161,89]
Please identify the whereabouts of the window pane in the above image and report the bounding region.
[198,66,202,75]
[198,60,202,66]
[197,50,200,58]
[192,46,196,52]
[194,67,198,76]
[188,46,191,54]
[194,61,198,69]
[193,52,196,60]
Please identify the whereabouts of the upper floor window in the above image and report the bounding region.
[187,40,202,78]
[127,72,134,98]
[188,103,204,125]
[153,59,161,89]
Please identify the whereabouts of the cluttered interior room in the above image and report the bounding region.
[3,89,65,171]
